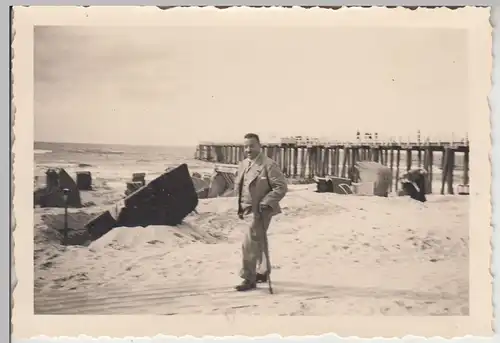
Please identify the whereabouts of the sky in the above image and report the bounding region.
[34,25,468,146]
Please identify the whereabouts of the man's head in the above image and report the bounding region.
[243,133,261,160]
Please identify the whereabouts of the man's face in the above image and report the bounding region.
[243,137,261,160]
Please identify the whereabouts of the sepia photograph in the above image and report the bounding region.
[12,6,492,339]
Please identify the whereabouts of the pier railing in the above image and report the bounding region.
[195,141,470,195]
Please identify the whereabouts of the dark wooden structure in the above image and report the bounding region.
[85,163,198,241]
[34,168,82,208]
[132,172,146,186]
[76,171,93,191]
[194,141,470,195]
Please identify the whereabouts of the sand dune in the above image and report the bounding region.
[34,185,469,316]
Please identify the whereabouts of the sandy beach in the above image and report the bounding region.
[34,181,469,316]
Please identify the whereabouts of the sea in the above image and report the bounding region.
[34,141,216,189]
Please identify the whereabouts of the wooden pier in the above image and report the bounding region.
[194,141,470,195]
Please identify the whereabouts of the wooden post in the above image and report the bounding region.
[336,147,341,176]
[206,146,212,161]
[293,147,299,178]
[271,146,277,165]
[282,146,288,176]
[341,148,348,178]
[423,148,431,194]
[239,145,244,161]
[308,147,314,179]
[350,147,357,179]
[277,145,283,171]
[330,148,335,177]
[395,148,401,192]
[266,146,273,159]
[316,147,322,177]
[440,148,446,173]
[423,149,429,193]
[312,147,318,179]
[406,149,412,171]
[373,148,379,163]
[447,148,455,194]
[324,148,330,176]
[347,148,353,180]
[315,147,321,177]
[428,149,434,194]
[300,148,307,179]
[332,148,337,176]
[463,149,470,186]
[389,147,394,192]
[440,148,449,195]
[221,145,225,163]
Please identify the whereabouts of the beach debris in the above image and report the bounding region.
[206,164,238,198]
[85,163,199,241]
[457,184,470,196]
[125,181,143,196]
[399,168,428,202]
[34,168,82,208]
[132,172,146,186]
[351,161,392,197]
[76,171,93,191]
[313,176,352,194]
[191,176,210,199]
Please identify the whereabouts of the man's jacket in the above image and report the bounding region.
[234,152,288,216]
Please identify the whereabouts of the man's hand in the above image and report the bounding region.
[259,203,271,213]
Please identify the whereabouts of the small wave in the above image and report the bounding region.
[34,149,52,155]
[66,148,125,155]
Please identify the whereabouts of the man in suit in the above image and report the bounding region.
[233,133,288,292]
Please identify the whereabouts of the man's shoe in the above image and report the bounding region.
[235,280,257,292]
[256,273,268,283]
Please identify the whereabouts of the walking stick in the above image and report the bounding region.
[259,209,273,294]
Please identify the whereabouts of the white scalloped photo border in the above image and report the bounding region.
[10,5,494,341]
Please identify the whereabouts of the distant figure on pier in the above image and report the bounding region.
[234,133,288,292]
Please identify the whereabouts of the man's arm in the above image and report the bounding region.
[260,161,288,210]
[234,162,244,194]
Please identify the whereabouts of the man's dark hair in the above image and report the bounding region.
[244,133,261,144]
